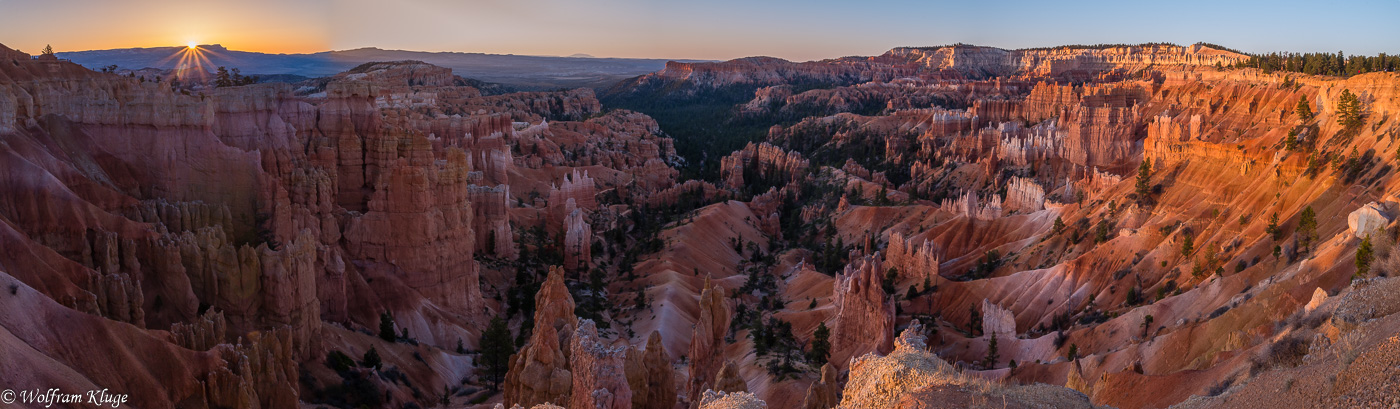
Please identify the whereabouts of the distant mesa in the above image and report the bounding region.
[54,45,695,90]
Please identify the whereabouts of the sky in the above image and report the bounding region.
[1,0,1397,61]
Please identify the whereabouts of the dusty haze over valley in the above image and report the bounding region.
[0,1,1399,408]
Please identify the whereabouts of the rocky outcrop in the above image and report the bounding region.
[687,278,732,405]
[550,169,598,211]
[800,363,841,409]
[981,299,1016,339]
[830,254,896,368]
[563,208,593,273]
[1003,176,1046,212]
[505,266,578,408]
[712,361,747,393]
[1144,114,1258,176]
[1058,86,1144,169]
[1347,202,1393,238]
[1304,287,1328,313]
[698,390,768,409]
[171,227,322,358]
[838,321,1094,409]
[884,232,939,283]
[494,404,566,409]
[646,180,728,208]
[468,184,516,259]
[172,309,229,351]
[202,327,301,409]
[719,142,809,190]
[884,43,1247,78]
[342,154,483,317]
[625,331,677,409]
[569,319,633,409]
[938,191,1002,221]
[622,44,1244,98]
[476,133,514,185]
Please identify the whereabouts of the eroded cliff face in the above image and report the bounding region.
[505,265,578,408]
[687,278,733,405]
[624,331,678,409]
[569,320,634,409]
[830,254,896,368]
[613,43,1246,97]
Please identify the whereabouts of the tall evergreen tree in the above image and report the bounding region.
[215,66,232,88]
[1298,206,1318,253]
[1180,232,1194,257]
[479,317,515,390]
[984,333,1000,369]
[808,322,831,366]
[1135,158,1153,204]
[1295,95,1313,122]
[1336,89,1363,129]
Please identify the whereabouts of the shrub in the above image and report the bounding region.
[379,311,397,342]
[326,350,355,373]
[1356,235,1374,277]
[362,347,382,370]
[1253,334,1309,373]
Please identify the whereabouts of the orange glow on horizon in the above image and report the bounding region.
[2,0,333,56]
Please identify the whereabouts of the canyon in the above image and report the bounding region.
[3,40,1400,409]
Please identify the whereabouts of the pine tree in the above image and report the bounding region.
[808,322,831,366]
[968,304,982,336]
[1135,158,1153,204]
[1336,89,1363,129]
[1298,206,1318,253]
[378,311,397,342]
[479,316,515,390]
[362,347,382,370]
[984,333,1000,369]
[42,44,53,55]
[215,66,232,88]
[1180,232,1194,257]
[1295,95,1313,122]
[1356,235,1374,277]
[1266,212,1281,240]
[1053,216,1065,234]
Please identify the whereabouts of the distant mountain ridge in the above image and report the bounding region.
[56,44,711,90]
